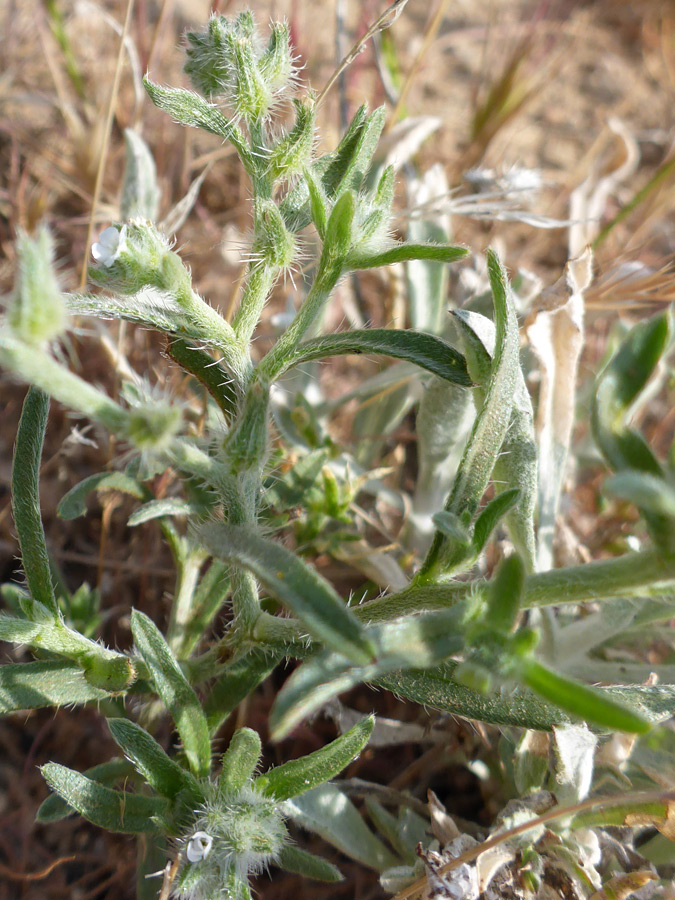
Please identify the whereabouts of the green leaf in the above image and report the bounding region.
[472,488,521,555]
[419,249,521,579]
[592,313,674,553]
[127,498,196,526]
[37,758,134,822]
[453,307,537,570]
[270,609,465,739]
[283,783,398,872]
[323,189,356,265]
[519,659,651,734]
[0,660,109,714]
[143,78,251,171]
[131,610,211,777]
[166,337,239,423]
[11,387,58,619]
[276,329,472,386]
[260,716,374,801]
[376,663,674,730]
[218,728,263,795]
[58,471,144,520]
[349,242,468,270]
[484,553,525,634]
[41,763,167,833]
[197,524,375,665]
[205,650,281,733]
[107,718,202,801]
[276,845,343,882]
[605,471,675,518]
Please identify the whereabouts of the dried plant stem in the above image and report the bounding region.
[316,0,410,108]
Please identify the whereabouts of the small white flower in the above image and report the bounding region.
[186,831,213,863]
[91,225,127,267]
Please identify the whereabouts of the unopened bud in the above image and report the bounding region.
[9,226,67,345]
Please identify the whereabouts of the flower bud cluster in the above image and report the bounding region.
[90,220,191,301]
[174,782,287,900]
[184,13,297,123]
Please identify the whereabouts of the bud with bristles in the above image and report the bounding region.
[260,21,295,93]
[267,100,315,181]
[253,201,296,270]
[9,226,67,346]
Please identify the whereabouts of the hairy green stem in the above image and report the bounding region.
[257,262,343,381]
[232,261,280,347]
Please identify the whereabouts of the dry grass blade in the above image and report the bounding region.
[587,262,675,309]
[79,0,137,289]
[315,0,410,108]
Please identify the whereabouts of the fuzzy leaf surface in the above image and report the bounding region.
[0,660,108,714]
[41,763,167,834]
[260,716,374,800]
[198,524,375,664]
[131,610,211,777]
[277,329,471,386]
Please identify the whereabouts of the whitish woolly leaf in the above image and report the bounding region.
[270,608,465,740]
[37,758,133,822]
[552,724,597,805]
[527,249,593,571]
[127,498,196,526]
[107,718,202,802]
[41,763,167,833]
[0,660,108,714]
[406,163,451,334]
[283,783,398,872]
[277,845,343,882]
[11,388,58,618]
[260,716,373,801]
[198,524,375,665]
[131,610,211,777]
[121,128,160,221]
[58,471,144,520]
[277,329,471,386]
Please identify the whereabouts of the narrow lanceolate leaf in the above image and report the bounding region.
[218,728,263,796]
[107,718,202,802]
[143,79,251,171]
[127,498,196,527]
[592,312,674,554]
[0,660,109,714]
[605,471,675,518]
[11,388,58,619]
[41,763,167,834]
[121,128,160,221]
[270,608,465,740]
[376,664,674,730]
[260,716,374,801]
[283,783,398,873]
[205,650,281,734]
[348,242,468,270]
[276,330,472,386]
[37,758,134,822]
[131,610,211,778]
[198,524,375,665]
[277,845,344,882]
[485,554,525,634]
[419,250,521,579]
[58,471,144,520]
[519,659,651,734]
[453,308,537,570]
